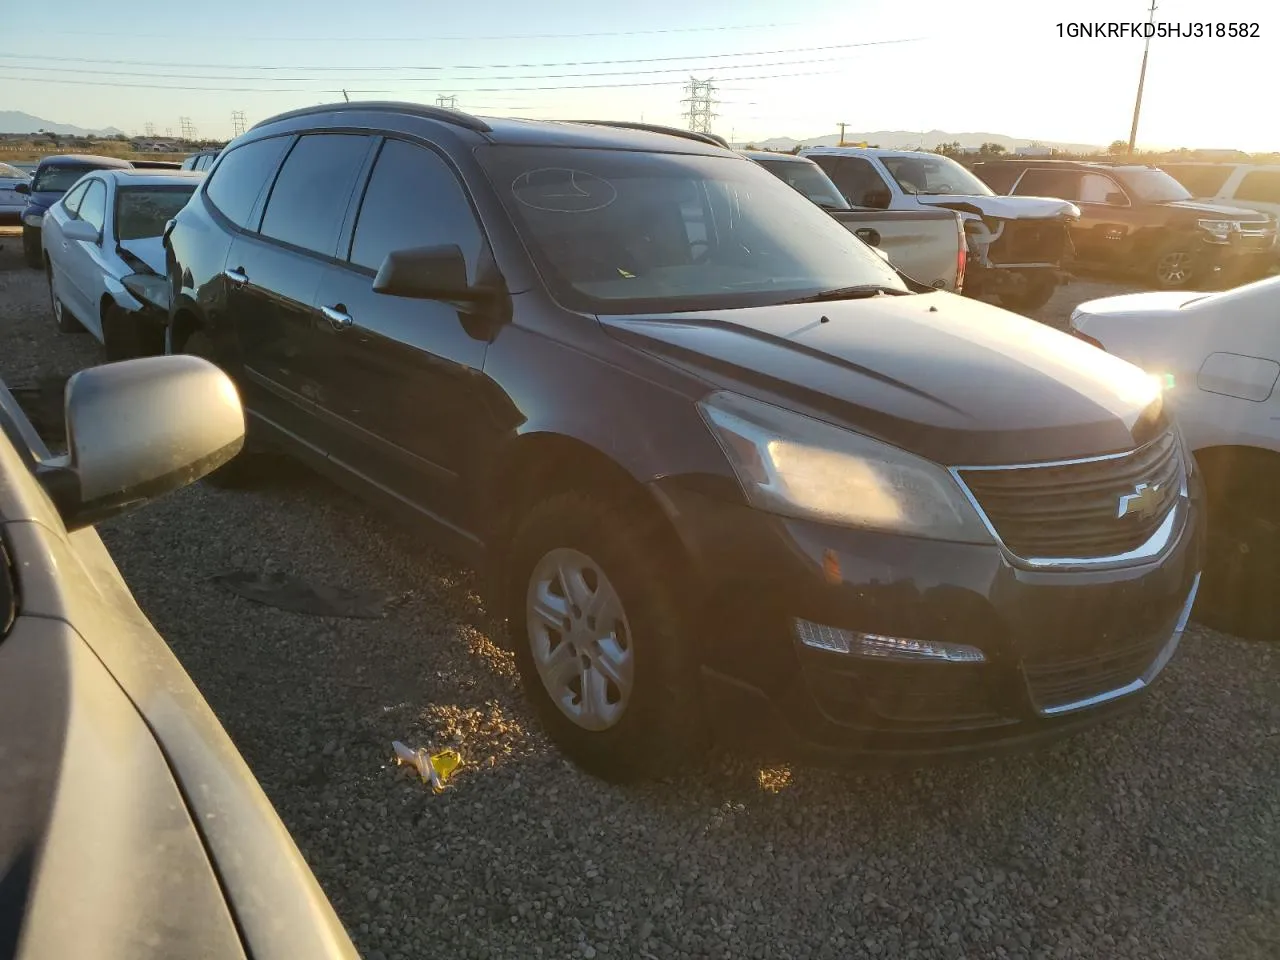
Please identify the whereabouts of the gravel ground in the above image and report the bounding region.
[3,226,1278,959]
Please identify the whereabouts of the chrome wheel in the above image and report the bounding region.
[525,547,634,731]
[1155,251,1192,286]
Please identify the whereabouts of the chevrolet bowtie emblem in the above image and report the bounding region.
[1116,482,1162,521]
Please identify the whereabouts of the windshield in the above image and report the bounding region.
[1113,168,1193,203]
[880,154,995,197]
[477,145,905,314]
[114,185,197,241]
[752,158,851,210]
[0,162,25,180]
[31,165,98,194]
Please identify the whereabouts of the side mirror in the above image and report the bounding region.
[14,182,30,195]
[1105,191,1127,205]
[373,244,490,302]
[862,189,892,210]
[61,219,100,243]
[37,356,244,531]
[854,226,882,247]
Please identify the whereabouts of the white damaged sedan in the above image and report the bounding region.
[1069,276,1280,638]
[42,169,200,358]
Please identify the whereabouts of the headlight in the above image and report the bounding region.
[1198,218,1236,242]
[22,212,43,227]
[696,391,991,542]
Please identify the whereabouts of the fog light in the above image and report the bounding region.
[794,619,985,662]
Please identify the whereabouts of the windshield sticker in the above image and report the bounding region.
[512,168,618,213]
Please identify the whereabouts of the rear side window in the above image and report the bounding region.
[1236,171,1280,205]
[261,134,372,257]
[810,156,891,208]
[1164,164,1234,197]
[348,138,484,274]
[77,180,107,233]
[1012,168,1081,200]
[205,136,291,229]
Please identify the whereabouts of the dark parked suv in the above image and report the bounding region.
[163,102,1203,779]
[973,159,1277,288]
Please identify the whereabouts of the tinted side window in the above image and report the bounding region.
[1165,164,1234,197]
[1078,173,1125,204]
[205,136,291,229]
[61,181,89,214]
[1013,168,1081,200]
[812,156,890,208]
[78,180,107,233]
[260,134,371,257]
[349,139,484,275]
[1236,171,1280,205]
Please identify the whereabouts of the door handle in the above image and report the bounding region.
[224,267,248,286]
[320,304,353,330]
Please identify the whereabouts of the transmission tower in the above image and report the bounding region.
[231,110,247,137]
[435,95,458,109]
[179,117,197,141]
[144,121,156,137]
[682,78,718,134]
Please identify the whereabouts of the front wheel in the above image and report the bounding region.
[1150,241,1198,289]
[506,492,706,781]
[48,269,83,334]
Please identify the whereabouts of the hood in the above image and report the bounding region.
[602,292,1166,466]
[1072,290,1206,320]
[1166,199,1272,220]
[915,194,1080,221]
[118,236,166,275]
[26,192,61,213]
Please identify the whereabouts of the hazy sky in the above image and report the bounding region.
[3,0,1275,149]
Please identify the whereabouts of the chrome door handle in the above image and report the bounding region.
[320,304,353,330]
[223,267,248,285]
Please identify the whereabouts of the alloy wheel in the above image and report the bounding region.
[1156,251,1192,286]
[525,547,634,731]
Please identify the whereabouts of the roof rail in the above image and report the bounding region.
[250,100,491,134]
[573,120,729,149]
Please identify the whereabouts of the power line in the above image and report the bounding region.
[19,22,796,43]
[0,38,923,73]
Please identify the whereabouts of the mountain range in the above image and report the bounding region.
[733,130,1103,153]
[0,110,126,137]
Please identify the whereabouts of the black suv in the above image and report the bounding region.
[163,102,1203,779]
[973,159,1277,288]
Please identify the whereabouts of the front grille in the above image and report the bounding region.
[1023,633,1163,711]
[957,432,1183,561]
[987,220,1069,264]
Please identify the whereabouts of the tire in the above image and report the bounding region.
[101,304,163,361]
[23,227,41,269]
[998,273,1057,314]
[48,269,84,334]
[180,329,269,488]
[1195,504,1280,642]
[506,492,707,781]
[1150,240,1198,289]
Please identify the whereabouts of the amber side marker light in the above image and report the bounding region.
[1072,329,1107,352]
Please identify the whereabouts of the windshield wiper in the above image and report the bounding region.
[778,284,910,305]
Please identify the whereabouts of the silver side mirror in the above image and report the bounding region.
[61,219,101,244]
[38,355,245,531]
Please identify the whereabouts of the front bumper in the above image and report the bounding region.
[652,477,1203,765]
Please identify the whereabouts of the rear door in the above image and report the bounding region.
[223,133,374,446]
[309,136,493,527]
[1011,167,1132,261]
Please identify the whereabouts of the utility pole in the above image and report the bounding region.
[1128,0,1158,156]
[342,88,350,102]
[837,122,848,145]
[231,110,247,137]
[682,78,718,134]
[435,95,458,109]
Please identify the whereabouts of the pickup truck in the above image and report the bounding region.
[798,146,1079,312]
[743,150,965,294]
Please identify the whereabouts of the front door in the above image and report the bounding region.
[225,132,374,446]
[309,137,494,530]
[60,177,109,333]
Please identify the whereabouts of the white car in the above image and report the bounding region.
[42,168,201,358]
[0,161,30,221]
[1069,276,1280,637]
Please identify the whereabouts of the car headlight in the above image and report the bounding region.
[22,211,43,227]
[696,391,991,542]
[1198,218,1236,242]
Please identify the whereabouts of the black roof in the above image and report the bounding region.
[249,101,732,156]
[35,153,133,169]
